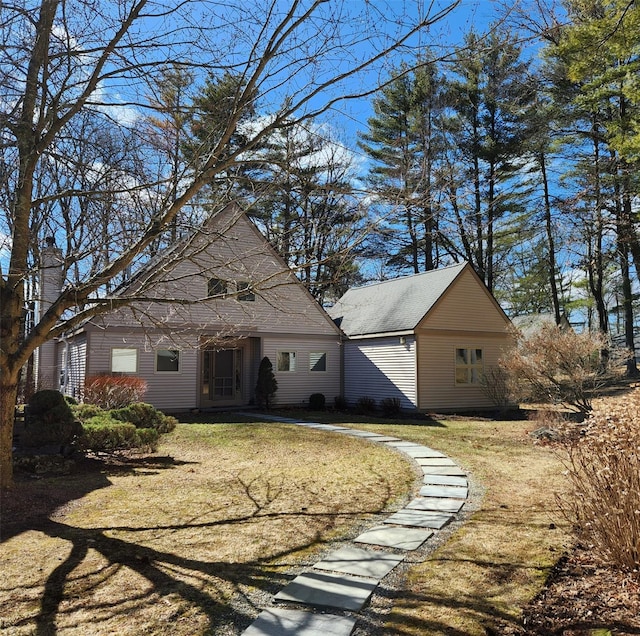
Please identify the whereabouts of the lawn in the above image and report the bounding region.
[1,413,570,635]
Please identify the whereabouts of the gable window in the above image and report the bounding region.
[309,352,327,372]
[277,351,296,372]
[156,349,180,373]
[111,348,138,373]
[455,348,483,385]
[237,281,255,301]
[208,278,227,297]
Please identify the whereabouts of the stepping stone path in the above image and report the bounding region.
[240,417,470,636]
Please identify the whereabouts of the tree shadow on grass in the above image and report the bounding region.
[1,460,400,635]
[0,454,199,543]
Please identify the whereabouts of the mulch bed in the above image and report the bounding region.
[497,546,640,635]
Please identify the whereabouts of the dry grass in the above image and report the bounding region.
[290,413,571,635]
[0,421,414,635]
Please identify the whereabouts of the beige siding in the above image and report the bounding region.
[416,332,510,411]
[86,331,199,411]
[343,337,417,409]
[60,335,87,400]
[420,266,509,333]
[99,209,339,338]
[261,335,341,406]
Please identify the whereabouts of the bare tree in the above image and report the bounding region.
[0,0,461,488]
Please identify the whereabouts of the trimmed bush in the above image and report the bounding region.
[71,403,104,421]
[83,375,148,409]
[110,402,177,433]
[333,395,348,411]
[255,356,277,409]
[380,397,402,416]
[22,390,83,449]
[356,396,376,414]
[79,415,159,453]
[308,393,326,410]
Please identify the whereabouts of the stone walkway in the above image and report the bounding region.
[240,417,470,636]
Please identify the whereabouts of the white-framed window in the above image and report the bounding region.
[277,351,296,372]
[309,352,327,372]
[156,349,180,373]
[455,348,483,385]
[111,348,138,373]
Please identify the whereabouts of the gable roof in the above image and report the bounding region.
[328,262,469,337]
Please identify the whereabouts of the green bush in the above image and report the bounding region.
[110,402,177,433]
[380,397,402,416]
[22,390,83,448]
[71,403,104,421]
[308,393,326,410]
[79,415,159,453]
[255,356,277,408]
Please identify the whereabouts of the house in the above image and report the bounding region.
[328,262,513,412]
[39,205,342,411]
[510,312,572,336]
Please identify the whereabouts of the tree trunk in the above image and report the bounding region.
[0,373,20,490]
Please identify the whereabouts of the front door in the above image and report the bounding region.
[200,348,243,406]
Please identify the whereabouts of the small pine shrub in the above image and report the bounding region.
[333,395,348,411]
[308,393,326,410]
[380,397,402,416]
[23,390,83,448]
[72,403,104,421]
[255,356,277,409]
[79,416,159,453]
[83,375,148,409]
[110,402,177,433]
[356,396,376,414]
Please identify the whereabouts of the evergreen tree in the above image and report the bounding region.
[359,60,446,276]
[255,356,277,409]
[443,28,537,292]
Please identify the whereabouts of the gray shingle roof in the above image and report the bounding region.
[328,262,468,337]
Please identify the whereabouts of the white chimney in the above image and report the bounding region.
[35,237,64,390]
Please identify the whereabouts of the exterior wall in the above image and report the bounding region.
[413,265,512,411]
[342,337,417,410]
[60,334,87,400]
[261,334,341,406]
[420,266,509,333]
[416,331,509,411]
[85,330,199,412]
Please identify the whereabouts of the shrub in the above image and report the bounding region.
[22,390,83,449]
[499,324,626,414]
[380,397,402,416]
[83,375,148,409]
[255,356,277,409]
[559,389,640,573]
[110,402,177,433]
[79,415,159,453]
[356,396,376,414]
[71,403,104,421]
[308,393,326,410]
[333,395,348,411]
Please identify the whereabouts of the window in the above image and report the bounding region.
[156,349,180,373]
[455,348,483,385]
[277,351,296,372]
[111,348,138,373]
[309,352,327,372]
[208,278,227,297]
[237,281,255,301]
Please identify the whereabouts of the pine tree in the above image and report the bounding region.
[255,357,278,409]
